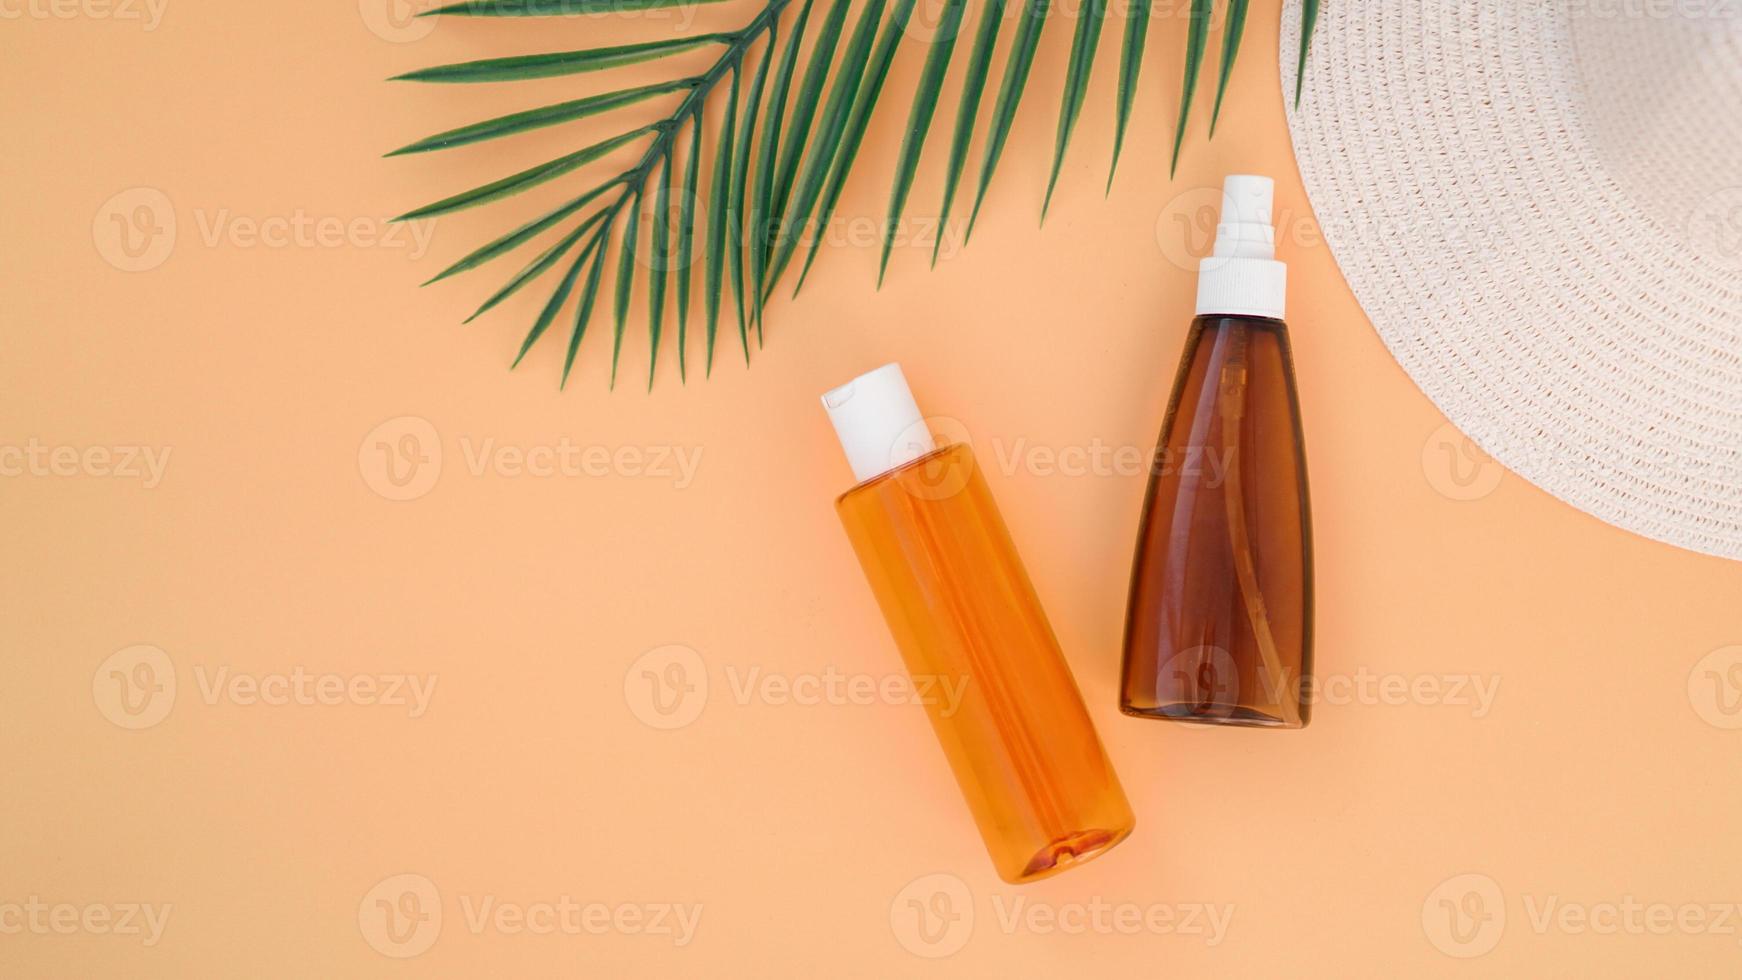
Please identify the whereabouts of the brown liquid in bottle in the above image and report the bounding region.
[1121,314,1313,728]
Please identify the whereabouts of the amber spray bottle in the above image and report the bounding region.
[1121,175,1313,728]
[824,364,1134,882]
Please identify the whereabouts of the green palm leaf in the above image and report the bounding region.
[965,0,1051,241]
[427,0,728,14]
[751,0,822,330]
[647,152,673,389]
[514,229,605,368]
[880,0,965,283]
[704,68,740,374]
[391,36,731,84]
[676,113,702,381]
[396,0,1324,388]
[730,25,779,349]
[932,0,1005,266]
[612,192,642,388]
[794,0,920,292]
[1295,0,1319,108]
[1043,0,1104,218]
[562,226,612,388]
[762,0,888,293]
[1169,0,1212,176]
[422,179,619,286]
[464,209,608,323]
[1210,0,1249,135]
[396,127,655,221]
[387,80,694,157]
[1106,0,1149,190]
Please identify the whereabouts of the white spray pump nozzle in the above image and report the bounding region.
[1213,175,1277,259]
[1195,173,1288,319]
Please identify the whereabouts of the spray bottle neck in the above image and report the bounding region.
[1195,175,1288,320]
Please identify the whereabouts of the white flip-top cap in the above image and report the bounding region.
[821,363,937,483]
[1195,174,1288,319]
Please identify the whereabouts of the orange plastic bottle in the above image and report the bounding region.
[824,364,1134,883]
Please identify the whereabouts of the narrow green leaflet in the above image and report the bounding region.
[1107,0,1150,189]
[1170,0,1212,175]
[512,230,605,368]
[751,0,820,328]
[761,0,887,293]
[675,112,702,382]
[396,126,655,221]
[612,192,643,388]
[427,0,730,15]
[1295,0,1319,108]
[422,178,619,285]
[704,68,740,374]
[392,35,730,84]
[1042,0,1104,218]
[730,28,777,351]
[561,226,613,389]
[463,210,608,323]
[1209,0,1249,135]
[387,80,694,156]
[762,0,847,283]
[932,0,1005,266]
[966,0,1050,240]
[793,0,919,292]
[881,0,965,284]
[647,153,673,389]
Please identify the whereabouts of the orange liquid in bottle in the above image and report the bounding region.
[836,442,1134,883]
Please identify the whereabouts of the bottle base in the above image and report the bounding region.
[1120,700,1306,729]
[1008,823,1136,884]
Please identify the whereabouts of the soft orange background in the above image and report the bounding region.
[6,0,1742,976]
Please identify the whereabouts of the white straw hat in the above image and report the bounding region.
[1281,0,1742,558]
